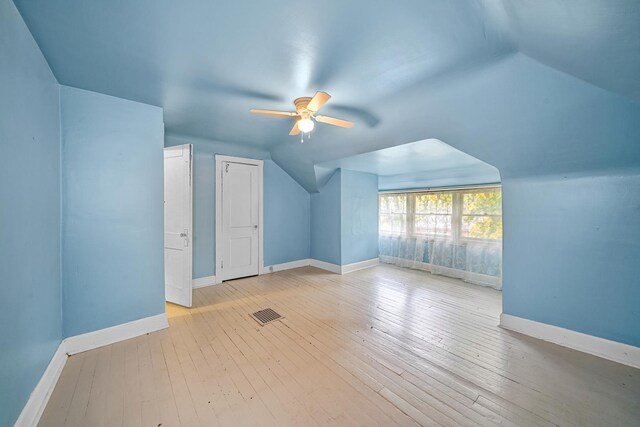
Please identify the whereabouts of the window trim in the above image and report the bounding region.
[379,183,501,194]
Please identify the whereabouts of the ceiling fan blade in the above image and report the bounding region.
[306,91,331,112]
[315,115,354,128]
[289,120,300,135]
[250,109,298,118]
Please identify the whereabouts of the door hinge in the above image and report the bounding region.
[221,259,223,269]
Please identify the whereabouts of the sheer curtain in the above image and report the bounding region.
[379,188,502,289]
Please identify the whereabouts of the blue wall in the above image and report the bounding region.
[165,134,310,277]
[61,86,165,337]
[0,1,62,425]
[310,169,380,266]
[341,170,379,265]
[310,170,342,265]
[503,172,640,347]
[264,160,311,266]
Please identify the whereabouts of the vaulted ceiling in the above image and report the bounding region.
[14,0,640,191]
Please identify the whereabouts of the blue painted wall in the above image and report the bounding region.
[61,86,165,337]
[0,1,62,425]
[165,134,310,277]
[310,169,379,266]
[310,170,342,265]
[503,172,640,347]
[341,170,379,265]
[264,160,311,266]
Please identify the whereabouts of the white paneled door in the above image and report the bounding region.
[164,144,193,307]
[220,160,261,281]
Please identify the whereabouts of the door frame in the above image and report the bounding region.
[214,155,264,284]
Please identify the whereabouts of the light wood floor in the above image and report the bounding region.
[40,265,640,427]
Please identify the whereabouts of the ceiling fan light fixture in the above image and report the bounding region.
[298,118,314,133]
[249,91,354,136]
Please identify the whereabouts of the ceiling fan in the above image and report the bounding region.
[250,91,354,138]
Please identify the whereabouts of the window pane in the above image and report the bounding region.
[463,190,501,215]
[380,194,407,214]
[380,213,406,234]
[415,193,452,214]
[415,214,452,237]
[462,189,502,240]
[462,215,503,240]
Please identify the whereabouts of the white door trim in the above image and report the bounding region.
[215,155,264,284]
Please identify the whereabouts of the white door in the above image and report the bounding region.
[164,144,193,307]
[221,161,260,281]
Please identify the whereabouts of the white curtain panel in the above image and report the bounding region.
[379,235,502,289]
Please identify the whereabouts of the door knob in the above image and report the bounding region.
[180,232,188,237]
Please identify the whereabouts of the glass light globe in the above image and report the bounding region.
[298,118,314,133]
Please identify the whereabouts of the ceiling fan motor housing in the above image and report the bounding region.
[294,97,313,114]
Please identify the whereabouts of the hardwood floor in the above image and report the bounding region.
[39,265,640,426]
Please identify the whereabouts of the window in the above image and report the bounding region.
[379,187,502,242]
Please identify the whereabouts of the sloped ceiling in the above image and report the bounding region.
[316,139,500,190]
[14,0,640,191]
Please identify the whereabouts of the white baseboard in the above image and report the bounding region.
[308,258,380,275]
[64,313,169,356]
[341,258,379,274]
[193,275,217,289]
[263,258,311,273]
[500,314,640,369]
[15,312,169,427]
[257,258,374,276]
[260,258,380,276]
[13,342,68,427]
[216,257,378,278]
[309,259,342,274]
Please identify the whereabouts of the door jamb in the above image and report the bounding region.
[214,155,264,284]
